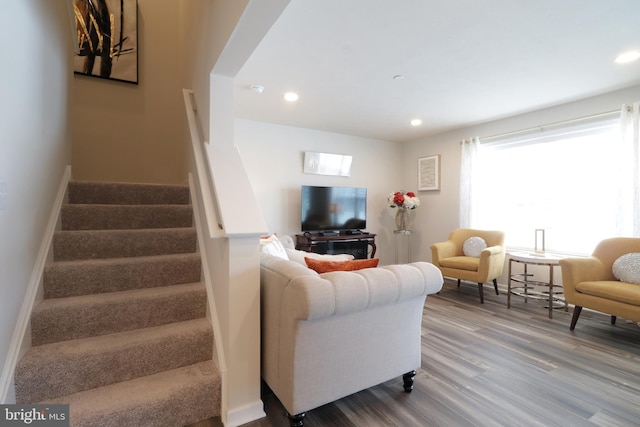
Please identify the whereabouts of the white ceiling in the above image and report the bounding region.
[234,0,640,142]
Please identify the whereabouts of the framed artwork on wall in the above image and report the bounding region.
[303,152,353,176]
[72,0,138,84]
[418,155,441,191]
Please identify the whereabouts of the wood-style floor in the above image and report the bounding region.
[195,279,640,427]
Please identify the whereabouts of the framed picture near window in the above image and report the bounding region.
[72,0,138,84]
[418,155,441,191]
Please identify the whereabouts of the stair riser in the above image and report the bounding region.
[15,321,213,404]
[68,182,190,205]
[61,205,193,230]
[53,228,197,261]
[31,285,207,345]
[43,254,202,298]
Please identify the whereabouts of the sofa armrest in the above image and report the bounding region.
[559,256,608,300]
[477,245,506,282]
[481,245,503,256]
[431,241,457,266]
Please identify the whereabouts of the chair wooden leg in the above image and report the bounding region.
[570,306,582,330]
[611,315,617,325]
[493,279,499,295]
[457,279,461,288]
[477,283,484,304]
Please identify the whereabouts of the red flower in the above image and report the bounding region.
[393,192,405,205]
[406,192,416,198]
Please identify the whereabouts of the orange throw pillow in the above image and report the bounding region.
[304,257,379,274]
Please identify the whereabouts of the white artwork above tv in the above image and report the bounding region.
[303,152,352,176]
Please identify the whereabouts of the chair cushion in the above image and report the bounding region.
[576,280,640,306]
[612,253,640,285]
[305,257,379,273]
[463,236,487,257]
[439,256,479,272]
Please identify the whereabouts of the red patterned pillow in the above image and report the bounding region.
[304,257,379,273]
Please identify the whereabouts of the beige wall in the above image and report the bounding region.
[0,0,72,398]
[72,0,188,184]
[70,0,259,185]
[178,0,250,144]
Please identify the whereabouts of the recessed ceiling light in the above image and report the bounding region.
[284,92,299,102]
[615,50,640,64]
[410,119,422,126]
[250,85,264,94]
[393,74,405,80]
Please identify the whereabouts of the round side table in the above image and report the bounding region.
[507,251,568,319]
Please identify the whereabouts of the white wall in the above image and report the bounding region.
[236,119,404,265]
[0,0,72,398]
[235,85,640,282]
[403,84,640,284]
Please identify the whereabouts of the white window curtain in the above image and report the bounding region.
[471,115,622,253]
[459,137,480,228]
[618,102,640,237]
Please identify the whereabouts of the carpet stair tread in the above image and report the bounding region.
[53,227,197,261]
[61,204,193,230]
[31,282,207,345]
[15,318,213,404]
[43,253,202,298]
[68,181,190,205]
[44,361,220,427]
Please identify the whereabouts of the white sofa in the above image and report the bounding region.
[259,246,443,426]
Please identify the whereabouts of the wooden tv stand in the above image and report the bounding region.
[295,232,377,259]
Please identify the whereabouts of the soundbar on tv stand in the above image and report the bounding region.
[305,230,365,237]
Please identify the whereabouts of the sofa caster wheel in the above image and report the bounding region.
[288,412,305,427]
[403,370,416,392]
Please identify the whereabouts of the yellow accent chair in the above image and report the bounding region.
[431,228,506,303]
[559,237,640,330]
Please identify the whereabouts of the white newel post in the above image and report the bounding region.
[224,236,265,426]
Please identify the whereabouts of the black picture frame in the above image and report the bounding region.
[72,0,138,84]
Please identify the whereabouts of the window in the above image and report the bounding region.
[473,118,622,254]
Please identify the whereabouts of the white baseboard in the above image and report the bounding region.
[224,400,266,427]
[0,165,71,403]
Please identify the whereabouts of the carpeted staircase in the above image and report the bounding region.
[14,181,220,426]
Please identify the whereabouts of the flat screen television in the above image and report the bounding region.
[301,185,367,232]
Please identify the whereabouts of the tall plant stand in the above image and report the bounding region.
[393,230,412,264]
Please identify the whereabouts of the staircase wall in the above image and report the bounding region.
[71,0,188,184]
[0,0,73,403]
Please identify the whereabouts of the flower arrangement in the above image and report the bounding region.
[388,191,420,210]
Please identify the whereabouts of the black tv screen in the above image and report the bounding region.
[301,185,367,232]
